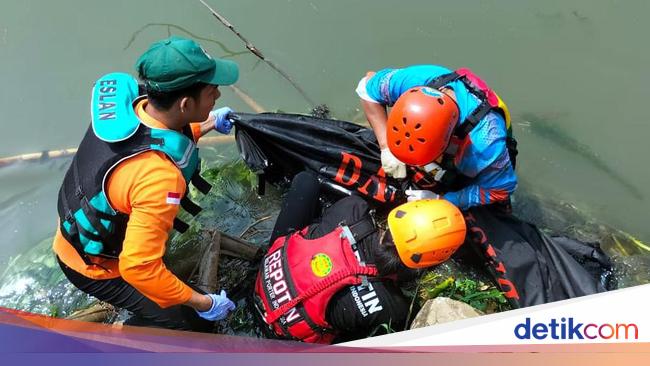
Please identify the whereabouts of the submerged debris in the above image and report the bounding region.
[66,302,118,323]
[310,104,331,119]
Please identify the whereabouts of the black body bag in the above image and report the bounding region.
[233,112,613,308]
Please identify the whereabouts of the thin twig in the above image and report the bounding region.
[240,215,272,237]
[198,0,316,107]
[123,22,247,58]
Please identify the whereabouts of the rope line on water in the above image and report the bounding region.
[0,85,266,168]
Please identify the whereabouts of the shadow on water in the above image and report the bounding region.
[518,112,644,200]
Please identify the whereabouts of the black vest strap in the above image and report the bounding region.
[427,71,493,140]
[58,208,95,266]
[347,217,376,243]
[74,223,104,243]
[173,218,190,233]
[58,181,93,265]
[455,100,492,139]
[58,176,75,228]
[506,136,518,169]
[91,207,118,221]
[70,157,116,240]
[180,196,202,216]
[191,169,212,195]
[79,196,111,237]
[175,162,211,232]
[427,72,461,90]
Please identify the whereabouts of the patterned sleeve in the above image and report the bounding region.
[443,112,517,209]
[364,68,400,106]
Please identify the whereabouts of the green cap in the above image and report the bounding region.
[135,36,239,92]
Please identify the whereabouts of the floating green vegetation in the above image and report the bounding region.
[416,272,510,314]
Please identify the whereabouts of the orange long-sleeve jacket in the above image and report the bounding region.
[53,99,204,308]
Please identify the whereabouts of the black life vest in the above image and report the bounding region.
[57,73,211,265]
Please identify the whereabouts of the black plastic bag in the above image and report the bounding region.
[234,112,613,307]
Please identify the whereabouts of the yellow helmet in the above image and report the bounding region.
[387,199,467,269]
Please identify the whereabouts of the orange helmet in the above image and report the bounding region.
[386,87,459,166]
[386,199,466,269]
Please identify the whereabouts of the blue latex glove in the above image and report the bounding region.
[211,107,235,134]
[196,290,236,321]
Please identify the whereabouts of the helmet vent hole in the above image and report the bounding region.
[402,117,407,125]
[408,144,414,152]
[410,253,422,263]
[414,123,422,130]
[417,138,426,143]
[405,132,411,138]
[437,98,445,105]
[395,140,401,146]
[409,89,418,93]
[392,126,399,132]
[395,210,407,218]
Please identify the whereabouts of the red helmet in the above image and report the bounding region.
[386,87,459,166]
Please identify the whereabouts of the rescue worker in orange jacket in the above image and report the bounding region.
[53,36,240,331]
[253,171,466,343]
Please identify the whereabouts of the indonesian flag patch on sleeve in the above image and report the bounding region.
[166,192,181,205]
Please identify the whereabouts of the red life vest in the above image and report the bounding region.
[253,224,378,344]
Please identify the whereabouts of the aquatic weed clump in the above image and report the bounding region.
[416,272,510,314]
